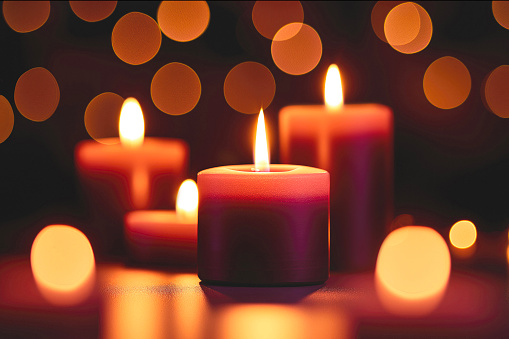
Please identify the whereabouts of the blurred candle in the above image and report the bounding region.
[198,109,329,286]
[279,64,393,271]
[125,179,198,266]
[75,98,188,255]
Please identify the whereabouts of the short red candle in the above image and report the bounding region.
[125,210,197,266]
[279,65,393,271]
[197,164,329,286]
[75,98,188,255]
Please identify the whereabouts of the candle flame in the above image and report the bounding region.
[324,64,344,110]
[176,179,198,222]
[254,108,270,172]
[119,98,145,147]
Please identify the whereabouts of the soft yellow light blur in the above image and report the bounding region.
[449,220,477,249]
[324,64,344,110]
[119,97,145,147]
[176,179,198,222]
[375,226,451,316]
[254,108,270,172]
[31,225,96,305]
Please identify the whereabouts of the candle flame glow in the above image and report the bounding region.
[254,108,270,172]
[324,64,344,110]
[449,220,477,249]
[176,179,198,222]
[119,97,145,147]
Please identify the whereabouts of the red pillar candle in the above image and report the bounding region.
[75,98,188,255]
[198,110,330,286]
[279,65,393,271]
[125,179,198,266]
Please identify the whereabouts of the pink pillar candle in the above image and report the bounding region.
[197,164,329,286]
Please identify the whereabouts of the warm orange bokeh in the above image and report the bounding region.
[252,1,304,40]
[14,67,60,122]
[423,56,471,109]
[449,220,477,249]
[375,226,451,316]
[271,23,322,75]
[111,12,161,65]
[157,1,210,42]
[371,1,404,43]
[2,1,50,33]
[30,225,96,306]
[151,62,201,115]
[484,65,509,118]
[224,61,276,114]
[384,2,432,54]
[0,95,14,144]
[493,1,509,30]
[254,109,270,172]
[84,92,124,144]
[69,1,117,22]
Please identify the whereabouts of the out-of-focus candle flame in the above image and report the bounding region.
[119,97,145,147]
[176,179,198,222]
[449,220,477,249]
[254,108,270,172]
[324,64,344,110]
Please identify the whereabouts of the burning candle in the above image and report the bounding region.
[75,98,188,255]
[279,64,393,271]
[125,179,199,266]
[198,109,329,286]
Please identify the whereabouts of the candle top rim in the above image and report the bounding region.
[198,164,328,175]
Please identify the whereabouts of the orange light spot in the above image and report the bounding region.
[30,225,96,305]
[84,92,124,144]
[0,96,14,144]
[69,1,117,22]
[2,1,50,33]
[271,23,322,75]
[254,108,270,172]
[176,179,199,222]
[252,1,304,40]
[111,12,161,65]
[224,61,276,114]
[157,1,210,42]
[449,220,477,249]
[151,62,201,115]
[14,67,60,122]
[493,1,509,30]
[384,2,432,54]
[371,1,404,43]
[484,65,509,118]
[375,226,451,316]
[423,56,471,109]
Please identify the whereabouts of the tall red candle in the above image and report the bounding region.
[75,98,188,255]
[198,111,329,285]
[279,65,393,271]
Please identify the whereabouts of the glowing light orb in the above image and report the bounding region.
[371,1,404,43]
[484,65,509,118]
[2,1,50,33]
[69,1,117,22]
[375,226,451,316]
[252,1,304,40]
[493,1,509,30]
[0,95,14,144]
[31,225,96,305]
[84,92,124,144]
[157,1,210,42]
[449,220,477,249]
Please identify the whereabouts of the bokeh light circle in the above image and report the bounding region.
[112,12,161,65]
[449,220,477,249]
[84,92,124,144]
[493,1,509,30]
[384,2,433,54]
[2,1,50,33]
[376,226,451,315]
[371,1,404,43]
[252,1,304,40]
[390,213,415,231]
[14,67,60,122]
[423,56,471,109]
[69,1,117,22]
[484,65,509,118]
[157,1,210,42]
[151,62,201,115]
[224,62,276,114]
[31,225,95,305]
[0,96,14,144]
[271,23,322,75]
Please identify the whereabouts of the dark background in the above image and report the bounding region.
[1,1,508,256]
